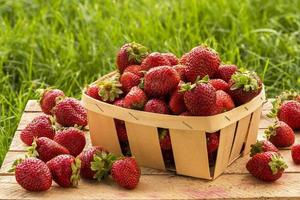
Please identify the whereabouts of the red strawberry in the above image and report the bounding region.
[124,86,147,110]
[53,97,87,127]
[27,137,70,162]
[179,53,189,65]
[111,157,141,189]
[185,46,221,82]
[141,52,171,71]
[78,147,116,180]
[144,66,180,97]
[158,128,172,150]
[180,77,217,116]
[209,79,229,91]
[277,100,300,130]
[144,99,169,114]
[265,121,295,148]
[216,64,238,82]
[173,64,187,81]
[116,42,148,73]
[54,127,86,157]
[114,119,128,142]
[180,111,192,116]
[214,90,235,114]
[13,158,52,191]
[20,115,55,146]
[246,152,287,182]
[207,132,219,154]
[39,88,65,115]
[113,98,125,107]
[169,84,186,115]
[291,144,300,164]
[162,53,179,66]
[123,65,144,77]
[120,72,141,93]
[250,140,279,157]
[228,70,262,105]
[85,85,101,100]
[98,76,123,102]
[47,154,81,187]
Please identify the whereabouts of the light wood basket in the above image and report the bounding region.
[82,71,266,180]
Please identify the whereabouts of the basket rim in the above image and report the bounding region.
[82,71,266,132]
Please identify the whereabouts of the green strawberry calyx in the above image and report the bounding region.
[126,42,149,64]
[230,70,261,92]
[179,76,209,93]
[158,128,169,140]
[98,74,123,102]
[250,140,264,157]
[27,139,40,158]
[267,90,300,118]
[91,151,117,181]
[268,154,288,174]
[8,158,23,173]
[264,122,280,140]
[70,157,81,187]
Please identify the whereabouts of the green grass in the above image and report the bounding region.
[0,0,299,166]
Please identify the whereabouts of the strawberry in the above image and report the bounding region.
[184,46,221,82]
[180,111,192,116]
[207,132,219,154]
[169,84,186,115]
[144,66,180,97]
[228,70,262,105]
[216,64,237,82]
[268,90,300,118]
[214,90,235,114]
[179,53,189,65]
[78,147,116,180]
[124,86,147,110]
[250,140,279,157]
[47,154,81,187]
[209,79,229,91]
[53,97,88,127]
[111,157,141,189]
[162,52,179,66]
[246,152,287,182]
[20,115,55,146]
[123,65,144,77]
[180,76,217,116]
[116,42,148,73]
[265,121,295,148]
[158,128,172,150]
[85,85,101,100]
[141,52,171,71]
[12,158,52,191]
[54,127,86,157]
[114,119,128,142]
[120,72,141,93]
[173,64,187,81]
[98,75,123,102]
[277,100,300,130]
[39,88,65,115]
[27,137,70,162]
[144,99,169,114]
[291,144,300,164]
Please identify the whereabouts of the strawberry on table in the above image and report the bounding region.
[20,115,55,146]
[111,157,141,189]
[162,52,179,66]
[27,137,70,162]
[228,70,262,105]
[265,121,295,148]
[246,152,287,182]
[250,140,279,157]
[47,154,81,187]
[124,86,147,110]
[215,64,237,82]
[184,45,221,82]
[11,158,52,191]
[39,88,65,115]
[120,72,141,93]
[291,144,300,164]
[54,127,86,157]
[141,52,171,71]
[277,100,300,130]
[144,99,169,114]
[116,42,148,73]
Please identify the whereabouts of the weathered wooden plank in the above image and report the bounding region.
[24,100,42,112]
[16,112,43,131]
[1,173,300,199]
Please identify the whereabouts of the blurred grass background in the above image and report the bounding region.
[0,0,299,165]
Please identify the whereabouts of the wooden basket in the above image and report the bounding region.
[82,71,266,180]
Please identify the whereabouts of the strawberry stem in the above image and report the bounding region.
[268,154,288,174]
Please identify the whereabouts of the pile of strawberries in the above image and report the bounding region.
[12,89,141,192]
[247,90,300,182]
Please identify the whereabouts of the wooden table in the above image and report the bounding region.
[0,100,299,199]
